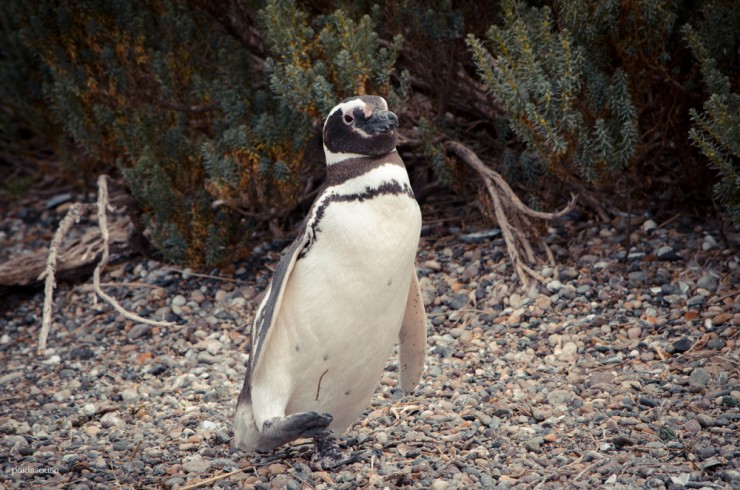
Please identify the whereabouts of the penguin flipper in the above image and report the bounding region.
[247,228,312,384]
[398,267,427,392]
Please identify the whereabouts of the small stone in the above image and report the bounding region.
[673,337,693,353]
[535,295,551,309]
[558,267,579,281]
[423,260,442,272]
[688,368,709,392]
[449,293,468,310]
[165,477,186,489]
[546,280,564,293]
[431,480,450,490]
[100,412,125,429]
[642,219,657,233]
[268,463,287,475]
[524,437,543,453]
[120,388,138,401]
[509,293,523,308]
[127,323,151,340]
[557,342,578,361]
[70,346,95,360]
[190,290,206,304]
[547,389,572,406]
[215,431,230,444]
[687,294,706,307]
[461,228,501,243]
[703,235,719,250]
[0,372,23,385]
[683,419,702,433]
[197,351,218,364]
[627,326,641,340]
[54,388,72,402]
[698,447,716,459]
[172,295,187,307]
[112,440,130,451]
[205,340,223,355]
[712,312,733,325]
[627,271,647,284]
[0,419,30,435]
[43,354,62,365]
[696,273,719,291]
[83,423,100,437]
[588,371,614,387]
[182,458,212,473]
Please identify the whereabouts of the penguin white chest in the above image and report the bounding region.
[251,183,421,432]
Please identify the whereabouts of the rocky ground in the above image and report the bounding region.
[0,193,738,490]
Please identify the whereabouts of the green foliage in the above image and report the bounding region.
[418,118,452,185]
[4,0,400,267]
[685,19,740,224]
[467,0,638,184]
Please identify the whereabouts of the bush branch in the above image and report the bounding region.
[445,140,577,288]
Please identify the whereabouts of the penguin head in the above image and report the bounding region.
[323,95,398,163]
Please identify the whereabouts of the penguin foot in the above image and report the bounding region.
[312,434,366,469]
[261,411,332,447]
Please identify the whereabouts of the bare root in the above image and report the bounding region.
[445,141,577,289]
[37,175,172,356]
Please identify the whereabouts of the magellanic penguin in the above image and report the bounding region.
[233,95,427,468]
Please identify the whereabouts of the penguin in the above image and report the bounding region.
[233,95,427,468]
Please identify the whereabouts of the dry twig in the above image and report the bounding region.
[445,141,577,288]
[37,175,171,356]
[38,203,93,356]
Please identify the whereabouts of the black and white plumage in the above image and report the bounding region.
[233,95,426,466]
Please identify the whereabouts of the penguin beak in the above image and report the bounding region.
[364,110,398,134]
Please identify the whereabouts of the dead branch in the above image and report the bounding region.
[36,175,171,356]
[37,203,94,356]
[90,176,172,329]
[445,140,577,289]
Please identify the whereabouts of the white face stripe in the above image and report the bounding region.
[323,97,389,130]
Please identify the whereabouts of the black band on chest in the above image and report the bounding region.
[326,152,405,187]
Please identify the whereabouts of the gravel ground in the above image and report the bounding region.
[1,195,739,489]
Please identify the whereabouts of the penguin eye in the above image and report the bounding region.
[343,113,354,124]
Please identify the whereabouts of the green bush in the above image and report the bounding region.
[466,0,738,220]
[684,1,740,225]
[1,0,737,269]
[468,0,638,184]
[4,0,400,266]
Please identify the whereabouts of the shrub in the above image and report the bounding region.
[6,0,400,267]
[684,1,740,225]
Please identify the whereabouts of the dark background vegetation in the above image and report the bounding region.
[1,0,737,269]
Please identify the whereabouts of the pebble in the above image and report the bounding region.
[547,390,572,406]
[120,388,138,401]
[642,219,657,233]
[0,372,23,385]
[2,200,737,490]
[589,371,614,387]
[190,289,206,304]
[127,323,151,340]
[683,419,702,433]
[696,273,718,291]
[182,458,212,473]
[688,368,710,392]
[673,337,693,353]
